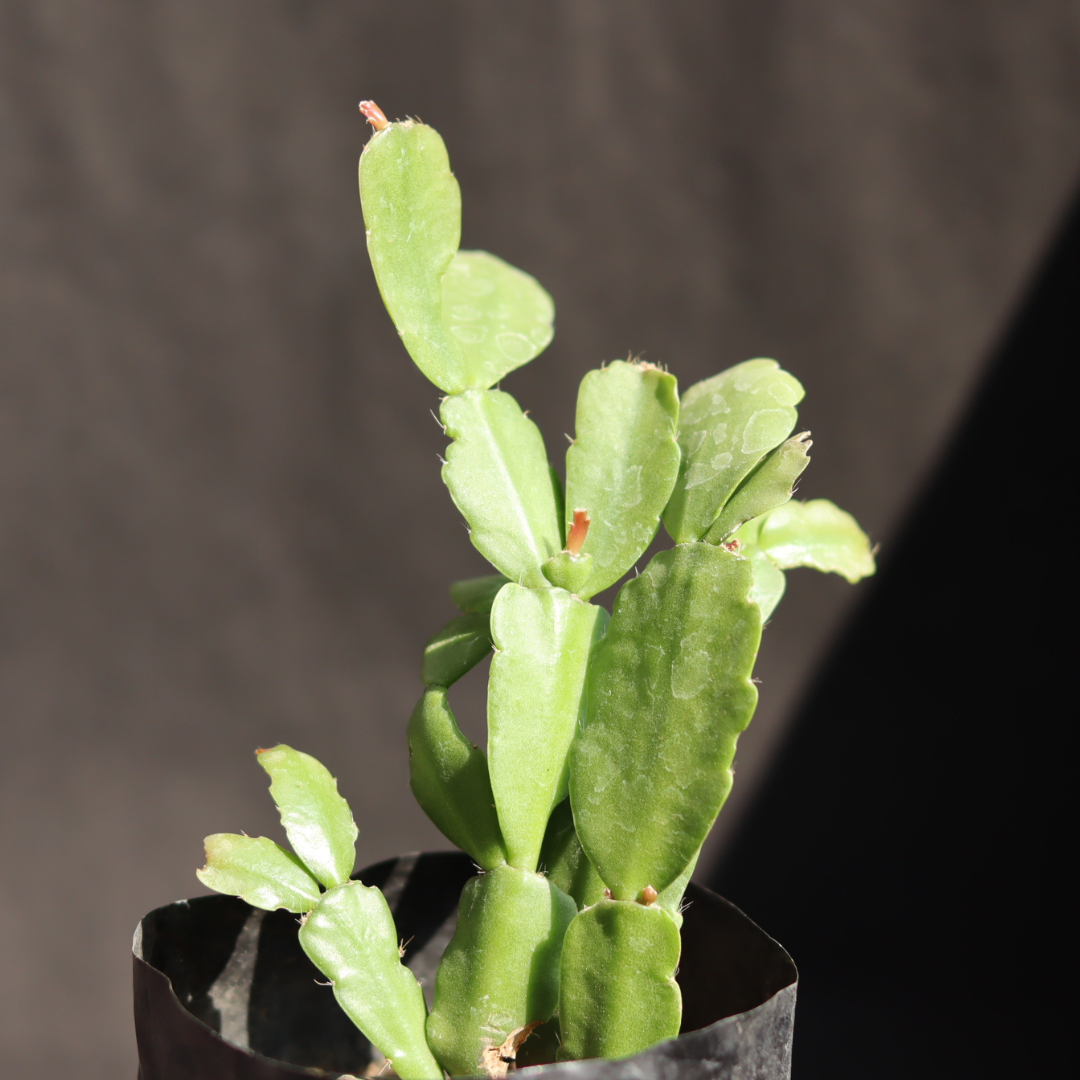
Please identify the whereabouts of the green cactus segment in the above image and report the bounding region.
[663,359,804,543]
[704,431,811,543]
[488,585,608,870]
[739,498,876,582]
[359,122,463,392]
[441,390,562,588]
[557,900,682,1062]
[360,122,552,393]
[197,834,322,913]
[422,613,492,688]
[407,688,506,870]
[426,865,577,1076]
[299,881,442,1080]
[538,798,606,910]
[570,543,761,899]
[441,250,554,389]
[564,361,681,597]
[741,543,788,623]
[257,745,357,889]
[655,848,699,930]
[450,573,509,615]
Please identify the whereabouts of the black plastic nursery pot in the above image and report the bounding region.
[134,851,797,1080]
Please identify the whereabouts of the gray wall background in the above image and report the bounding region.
[1,2,1077,1076]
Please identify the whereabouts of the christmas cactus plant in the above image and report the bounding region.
[196,102,875,1078]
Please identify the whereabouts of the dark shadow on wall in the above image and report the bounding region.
[711,185,1078,1079]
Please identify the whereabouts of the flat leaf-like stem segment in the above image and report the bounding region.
[741,543,789,623]
[257,745,357,889]
[664,359,804,543]
[360,122,461,391]
[422,612,492,688]
[442,251,554,390]
[441,391,562,588]
[704,431,811,543]
[197,834,322,913]
[564,361,681,597]
[558,899,682,1062]
[426,865,577,1077]
[738,498,876,582]
[570,543,761,898]
[488,585,608,870]
[360,122,552,393]
[538,799,605,910]
[407,688,506,870]
[299,881,442,1080]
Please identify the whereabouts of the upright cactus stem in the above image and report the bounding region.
[195,102,878,1073]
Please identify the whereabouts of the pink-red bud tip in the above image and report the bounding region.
[359,101,389,131]
[639,885,659,905]
[566,509,591,556]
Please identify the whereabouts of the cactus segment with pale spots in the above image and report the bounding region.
[195,106,876,1073]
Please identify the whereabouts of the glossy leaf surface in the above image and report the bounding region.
[558,900,681,1062]
[488,584,608,870]
[564,361,681,597]
[441,390,562,588]
[299,882,441,1080]
[664,359,804,543]
[450,573,508,615]
[359,122,462,392]
[407,688,506,870]
[441,250,553,389]
[570,543,761,898]
[426,865,576,1077]
[743,498,876,582]
[421,612,491,688]
[705,431,811,542]
[257,745,357,889]
[196,834,322,913]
